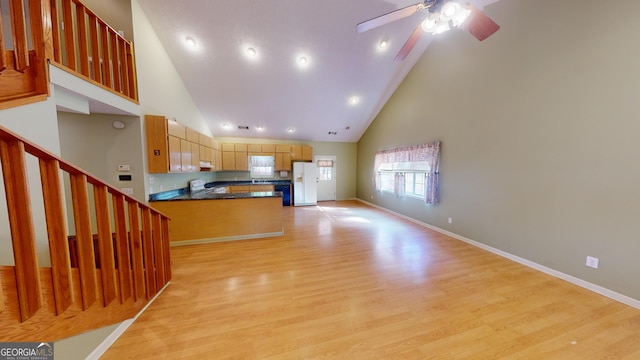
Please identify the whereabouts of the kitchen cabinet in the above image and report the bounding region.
[290,145,301,160]
[146,115,212,173]
[262,144,275,153]
[235,144,248,171]
[302,145,313,161]
[247,144,261,153]
[191,142,200,171]
[275,152,291,171]
[235,151,249,171]
[180,139,192,172]
[168,135,182,172]
[186,128,199,143]
[221,150,236,170]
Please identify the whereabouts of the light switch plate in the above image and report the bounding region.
[121,188,134,195]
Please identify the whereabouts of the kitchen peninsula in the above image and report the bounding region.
[150,183,284,245]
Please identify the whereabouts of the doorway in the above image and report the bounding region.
[315,155,336,201]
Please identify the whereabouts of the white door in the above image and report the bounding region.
[315,155,336,201]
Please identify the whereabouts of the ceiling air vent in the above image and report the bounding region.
[328,131,338,135]
[238,125,250,130]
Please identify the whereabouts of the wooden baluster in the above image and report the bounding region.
[49,0,62,63]
[93,184,117,306]
[99,22,112,88]
[70,173,97,309]
[141,208,156,298]
[151,212,166,288]
[112,193,132,302]
[39,158,74,315]
[162,216,171,281]
[0,271,4,314]
[0,139,42,321]
[29,0,55,95]
[109,30,121,92]
[88,13,101,82]
[61,0,76,70]
[126,43,138,101]
[0,5,6,72]
[118,38,130,97]
[127,201,145,301]
[75,4,89,77]
[9,0,30,71]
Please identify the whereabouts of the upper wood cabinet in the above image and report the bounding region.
[275,152,291,171]
[262,144,275,153]
[290,145,301,160]
[221,150,236,170]
[247,144,261,153]
[146,115,214,173]
[302,145,313,161]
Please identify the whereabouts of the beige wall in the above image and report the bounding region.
[81,0,133,41]
[357,0,640,300]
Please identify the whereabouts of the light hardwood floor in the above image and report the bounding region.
[101,200,640,359]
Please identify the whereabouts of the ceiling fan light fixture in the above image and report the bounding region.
[440,2,461,21]
[452,7,471,27]
[421,14,439,33]
[434,22,451,34]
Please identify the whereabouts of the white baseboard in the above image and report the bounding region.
[86,282,171,360]
[357,199,640,310]
[170,229,284,247]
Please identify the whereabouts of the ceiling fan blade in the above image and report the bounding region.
[460,4,500,41]
[356,3,424,33]
[394,23,424,61]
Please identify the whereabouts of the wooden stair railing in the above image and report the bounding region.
[0,0,138,109]
[0,125,171,341]
[49,0,138,102]
[0,0,52,109]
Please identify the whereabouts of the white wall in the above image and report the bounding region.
[0,93,61,266]
[131,0,208,135]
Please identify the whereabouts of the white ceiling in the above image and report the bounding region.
[136,0,499,143]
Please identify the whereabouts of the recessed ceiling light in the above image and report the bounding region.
[246,47,256,57]
[287,128,295,133]
[349,96,360,105]
[221,123,231,129]
[379,40,388,49]
[185,37,197,48]
[256,126,264,131]
[299,56,308,65]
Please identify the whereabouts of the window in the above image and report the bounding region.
[374,141,441,204]
[404,172,426,198]
[249,156,274,178]
[317,159,333,181]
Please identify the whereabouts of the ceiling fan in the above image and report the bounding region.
[356,0,500,61]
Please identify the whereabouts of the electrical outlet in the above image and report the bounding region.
[586,256,599,269]
[121,187,134,195]
[447,217,453,224]
[117,164,131,171]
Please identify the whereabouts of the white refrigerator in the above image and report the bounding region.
[293,162,317,206]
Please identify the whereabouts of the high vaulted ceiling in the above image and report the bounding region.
[137,0,499,143]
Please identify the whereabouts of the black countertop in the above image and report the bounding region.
[170,190,282,201]
[149,180,290,202]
